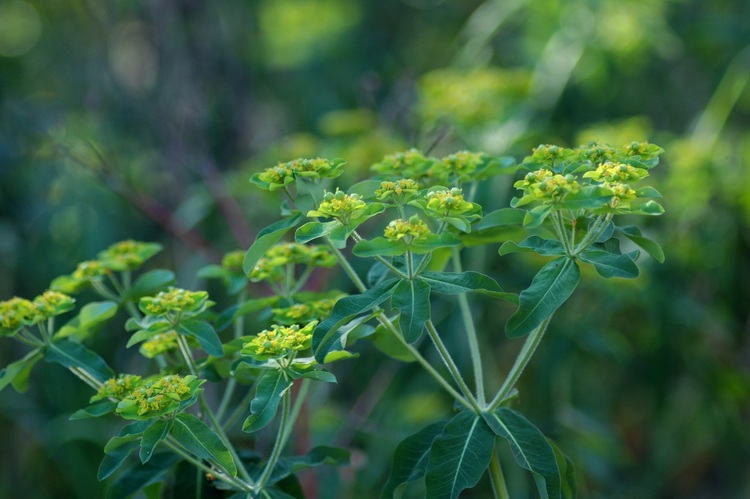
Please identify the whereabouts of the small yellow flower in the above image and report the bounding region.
[72,260,108,280]
[384,216,431,243]
[375,179,421,203]
[372,149,430,178]
[243,322,317,358]
[139,287,208,316]
[94,374,143,401]
[424,188,475,215]
[514,169,580,202]
[309,189,367,221]
[583,161,647,183]
[118,374,196,417]
[0,297,36,331]
[140,330,180,358]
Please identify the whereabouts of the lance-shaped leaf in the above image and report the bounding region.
[312,278,399,363]
[269,446,351,486]
[124,270,176,301]
[499,236,567,257]
[473,208,526,231]
[506,257,579,338]
[615,225,665,263]
[108,452,180,499]
[140,419,172,463]
[171,413,238,476]
[44,339,115,382]
[549,439,577,499]
[175,319,224,357]
[382,420,448,498]
[55,300,118,340]
[0,348,42,393]
[522,205,553,228]
[391,278,431,343]
[242,369,293,433]
[69,400,117,420]
[421,271,517,303]
[482,409,561,499]
[243,214,304,276]
[579,249,640,279]
[556,186,613,210]
[424,411,495,499]
[295,220,341,244]
[99,421,151,481]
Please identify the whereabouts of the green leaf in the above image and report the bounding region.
[295,220,341,244]
[506,257,580,338]
[424,411,495,499]
[270,446,351,486]
[44,340,115,382]
[499,236,566,257]
[243,214,304,275]
[140,419,172,464]
[474,208,526,231]
[557,186,613,210]
[352,237,407,257]
[171,413,238,476]
[421,271,517,303]
[635,185,662,198]
[549,439,577,499]
[175,319,224,357]
[391,278,431,343]
[523,205,553,228]
[579,249,640,279]
[55,300,119,340]
[615,225,665,263]
[69,400,117,420]
[372,317,415,363]
[108,452,180,499]
[242,369,293,433]
[482,409,561,499]
[0,348,42,393]
[629,199,665,215]
[312,278,399,363]
[100,421,151,481]
[124,270,176,301]
[294,175,325,214]
[382,420,448,498]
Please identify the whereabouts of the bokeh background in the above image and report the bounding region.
[1,0,749,497]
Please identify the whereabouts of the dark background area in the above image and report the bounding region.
[1,0,749,497]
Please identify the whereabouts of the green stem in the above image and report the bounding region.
[176,333,199,377]
[425,321,481,412]
[217,291,247,422]
[488,315,553,410]
[91,280,120,301]
[326,238,473,410]
[222,381,259,430]
[256,386,292,490]
[405,250,414,278]
[288,265,315,296]
[200,397,255,485]
[552,211,573,256]
[451,249,485,405]
[351,231,408,279]
[573,213,613,256]
[163,438,254,493]
[488,446,510,499]
[68,366,102,391]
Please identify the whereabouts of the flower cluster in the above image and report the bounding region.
[221,250,245,273]
[116,374,202,419]
[93,374,143,401]
[371,149,431,179]
[249,243,335,282]
[242,322,317,359]
[424,188,476,216]
[252,157,344,191]
[514,171,581,202]
[429,151,484,184]
[384,216,431,243]
[308,189,368,222]
[139,287,209,317]
[374,179,421,204]
[72,260,107,280]
[0,291,75,335]
[272,298,340,325]
[98,240,162,272]
[583,161,648,183]
[139,330,180,358]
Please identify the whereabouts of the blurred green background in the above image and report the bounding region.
[1,0,749,497]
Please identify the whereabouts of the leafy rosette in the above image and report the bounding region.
[250,157,346,191]
[353,215,462,257]
[115,374,205,420]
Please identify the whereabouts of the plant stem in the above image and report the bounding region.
[199,397,255,485]
[451,248,485,406]
[488,446,510,499]
[325,238,473,411]
[217,290,247,422]
[222,381,259,430]
[68,366,102,391]
[552,211,573,256]
[425,321,481,412]
[176,333,199,377]
[289,265,315,296]
[256,387,291,490]
[351,231,408,279]
[163,437,254,493]
[488,315,553,410]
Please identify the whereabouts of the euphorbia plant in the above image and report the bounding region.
[0,140,664,498]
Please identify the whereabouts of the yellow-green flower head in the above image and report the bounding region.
[221,250,245,273]
[577,142,616,164]
[515,169,580,201]
[438,151,483,177]
[139,287,209,317]
[307,245,336,267]
[531,144,573,163]
[139,330,180,358]
[583,162,648,183]
[93,374,142,401]
[272,297,341,324]
[309,189,367,221]
[424,188,475,215]
[375,179,421,203]
[116,374,202,419]
[623,141,664,159]
[255,157,342,190]
[372,149,429,178]
[243,321,317,358]
[258,164,294,185]
[0,297,36,332]
[384,216,431,243]
[98,240,161,271]
[606,182,637,205]
[72,260,108,280]
[32,290,75,319]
